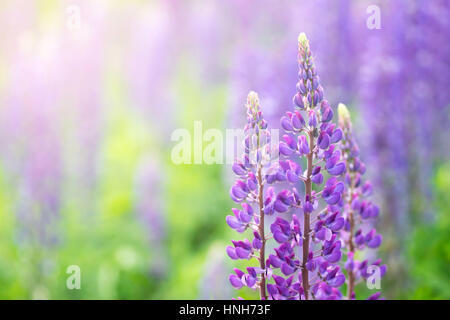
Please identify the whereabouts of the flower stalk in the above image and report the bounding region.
[338,103,386,300]
[257,165,267,299]
[226,34,385,300]
[227,91,272,298]
[302,128,314,299]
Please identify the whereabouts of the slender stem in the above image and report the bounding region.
[252,127,267,300]
[302,130,314,300]
[347,170,356,299]
[257,165,267,300]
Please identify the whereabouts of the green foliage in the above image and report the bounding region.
[406,163,450,299]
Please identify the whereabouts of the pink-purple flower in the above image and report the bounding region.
[337,103,386,299]
[227,34,350,300]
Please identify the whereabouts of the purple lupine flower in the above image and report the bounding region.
[265,33,347,300]
[337,103,386,300]
[134,158,168,278]
[358,0,450,241]
[124,1,178,140]
[226,91,275,299]
[0,49,63,249]
[199,245,234,299]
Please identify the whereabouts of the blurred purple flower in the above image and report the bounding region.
[227,34,348,300]
[0,52,63,247]
[337,104,386,299]
[134,157,168,278]
[199,246,233,299]
[124,2,178,139]
[358,0,450,240]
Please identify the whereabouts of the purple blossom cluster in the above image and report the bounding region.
[224,1,449,254]
[227,91,272,299]
[337,104,386,299]
[225,34,376,300]
[134,158,168,278]
[358,1,450,239]
[0,51,63,248]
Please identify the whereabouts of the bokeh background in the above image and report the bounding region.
[0,0,448,299]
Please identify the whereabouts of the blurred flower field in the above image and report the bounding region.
[0,0,448,300]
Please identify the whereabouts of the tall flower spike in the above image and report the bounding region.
[337,103,386,300]
[228,35,385,300]
[272,33,346,300]
[227,91,274,299]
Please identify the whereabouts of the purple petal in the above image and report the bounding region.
[316,227,332,241]
[247,178,257,191]
[325,192,341,205]
[327,162,346,176]
[355,234,365,246]
[267,284,278,296]
[266,174,276,184]
[368,292,381,300]
[279,142,294,156]
[232,163,247,176]
[226,246,238,260]
[281,263,295,276]
[269,254,282,268]
[334,182,344,194]
[325,250,342,263]
[321,106,333,122]
[363,181,373,196]
[330,128,343,143]
[329,217,345,231]
[226,215,241,229]
[298,135,310,155]
[281,116,294,132]
[306,259,317,272]
[235,247,251,259]
[328,274,345,287]
[234,268,245,278]
[318,133,330,149]
[252,237,262,249]
[367,234,382,248]
[242,274,256,288]
[371,205,380,218]
[303,201,313,213]
[380,265,387,277]
[239,210,252,223]
[242,203,253,215]
[286,170,299,183]
[229,274,243,289]
[274,200,289,213]
[273,230,290,243]
[273,275,285,286]
[293,92,304,108]
[311,173,323,184]
[231,185,247,200]
[264,203,274,216]
[292,111,305,130]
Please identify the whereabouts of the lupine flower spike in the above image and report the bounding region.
[227,35,385,300]
[337,103,386,300]
[227,91,273,299]
[271,33,347,300]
